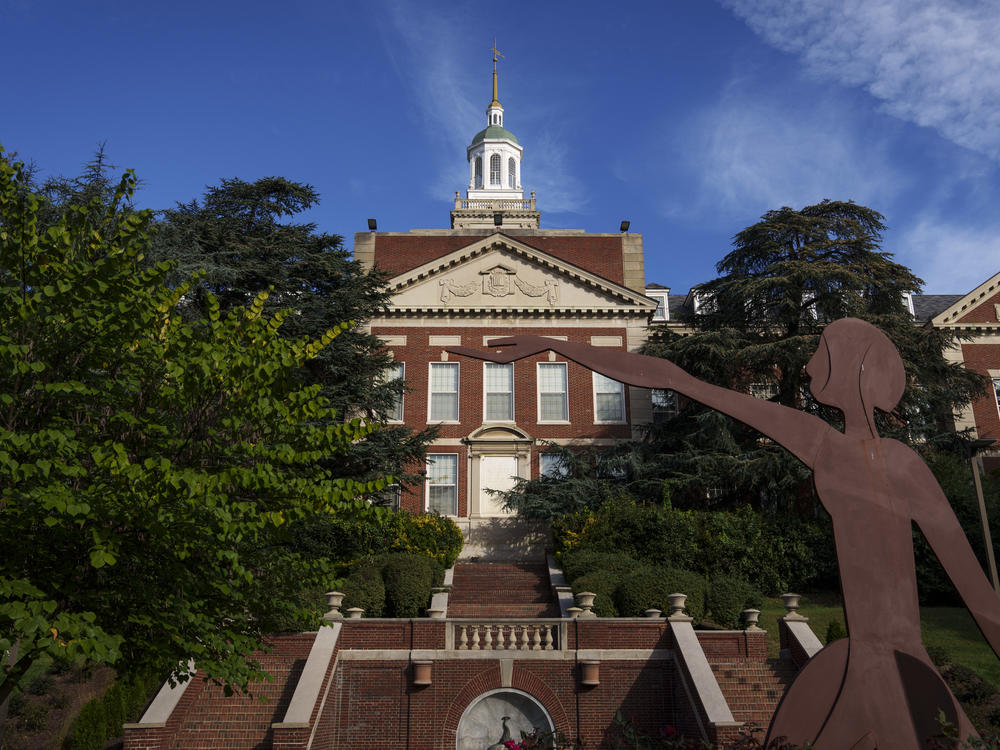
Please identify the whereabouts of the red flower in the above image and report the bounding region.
[660,725,678,737]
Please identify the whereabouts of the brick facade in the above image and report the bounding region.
[126,620,800,749]
[362,227,655,518]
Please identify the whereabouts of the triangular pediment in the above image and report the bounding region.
[385,233,656,315]
[931,271,1000,328]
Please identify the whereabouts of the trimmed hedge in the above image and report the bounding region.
[381,552,435,618]
[553,498,837,595]
[341,565,386,617]
[559,550,642,585]
[706,576,762,628]
[571,570,620,617]
[292,509,463,571]
[613,566,707,620]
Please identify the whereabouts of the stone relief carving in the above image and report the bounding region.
[439,279,479,304]
[437,266,560,307]
[480,265,516,297]
[513,276,559,305]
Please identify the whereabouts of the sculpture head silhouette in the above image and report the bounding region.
[806,318,905,427]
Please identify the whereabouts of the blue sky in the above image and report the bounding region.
[3,0,1000,294]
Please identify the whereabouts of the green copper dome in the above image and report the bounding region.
[470,124,519,146]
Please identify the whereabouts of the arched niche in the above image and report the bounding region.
[456,688,554,750]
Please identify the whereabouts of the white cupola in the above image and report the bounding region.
[466,39,524,202]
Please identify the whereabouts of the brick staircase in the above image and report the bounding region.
[447,561,560,618]
[710,658,798,728]
[166,634,312,748]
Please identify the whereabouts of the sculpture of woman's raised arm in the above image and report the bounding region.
[449,335,831,468]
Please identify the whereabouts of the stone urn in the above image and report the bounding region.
[667,593,687,617]
[323,591,345,621]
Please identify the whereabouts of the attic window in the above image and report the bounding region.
[649,294,667,321]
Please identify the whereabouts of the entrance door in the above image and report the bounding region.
[479,456,518,516]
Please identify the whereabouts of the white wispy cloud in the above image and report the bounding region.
[377,1,586,212]
[666,81,905,220]
[895,218,1000,293]
[719,0,1000,160]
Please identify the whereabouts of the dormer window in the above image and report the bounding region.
[490,154,501,185]
[902,292,915,317]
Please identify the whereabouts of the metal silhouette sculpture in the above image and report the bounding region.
[449,318,1000,748]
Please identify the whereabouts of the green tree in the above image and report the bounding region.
[148,178,433,490]
[501,200,987,518]
[643,200,987,509]
[0,150,388,711]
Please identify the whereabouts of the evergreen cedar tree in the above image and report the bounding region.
[0,150,392,709]
[506,200,988,518]
[148,176,433,494]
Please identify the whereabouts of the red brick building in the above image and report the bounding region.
[354,68,656,527]
[922,271,1000,467]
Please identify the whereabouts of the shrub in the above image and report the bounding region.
[706,577,762,629]
[25,674,53,695]
[341,565,386,617]
[553,499,840,596]
[397,512,463,568]
[571,570,620,617]
[926,644,951,666]
[381,552,435,618]
[824,620,846,645]
[72,700,108,750]
[946,664,996,705]
[559,550,641,584]
[614,566,707,620]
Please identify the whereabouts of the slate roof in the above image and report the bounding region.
[912,294,963,323]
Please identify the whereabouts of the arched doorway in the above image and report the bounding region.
[456,688,554,750]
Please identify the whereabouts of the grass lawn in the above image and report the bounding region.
[757,593,1000,689]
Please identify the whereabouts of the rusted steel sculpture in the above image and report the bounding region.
[449,318,1000,748]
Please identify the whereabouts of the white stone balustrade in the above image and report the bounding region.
[453,622,559,651]
[453,196,536,211]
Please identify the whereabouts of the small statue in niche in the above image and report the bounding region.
[449,319,1000,749]
[485,716,512,750]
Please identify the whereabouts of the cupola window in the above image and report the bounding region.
[490,154,501,185]
[508,158,516,188]
[475,157,483,189]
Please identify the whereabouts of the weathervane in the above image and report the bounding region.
[490,37,504,106]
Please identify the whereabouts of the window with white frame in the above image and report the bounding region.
[429,362,459,421]
[537,362,568,421]
[994,378,1000,418]
[484,362,513,421]
[508,157,516,188]
[386,362,404,422]
[475,157,483,188]
[652,389,679,423]
[426,454,457,515]
[650,295,667,321]
[593,372,626,423]
[539,453,569,478]
[490,154,501,185]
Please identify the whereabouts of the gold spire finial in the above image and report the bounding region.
[490,38,504,107]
